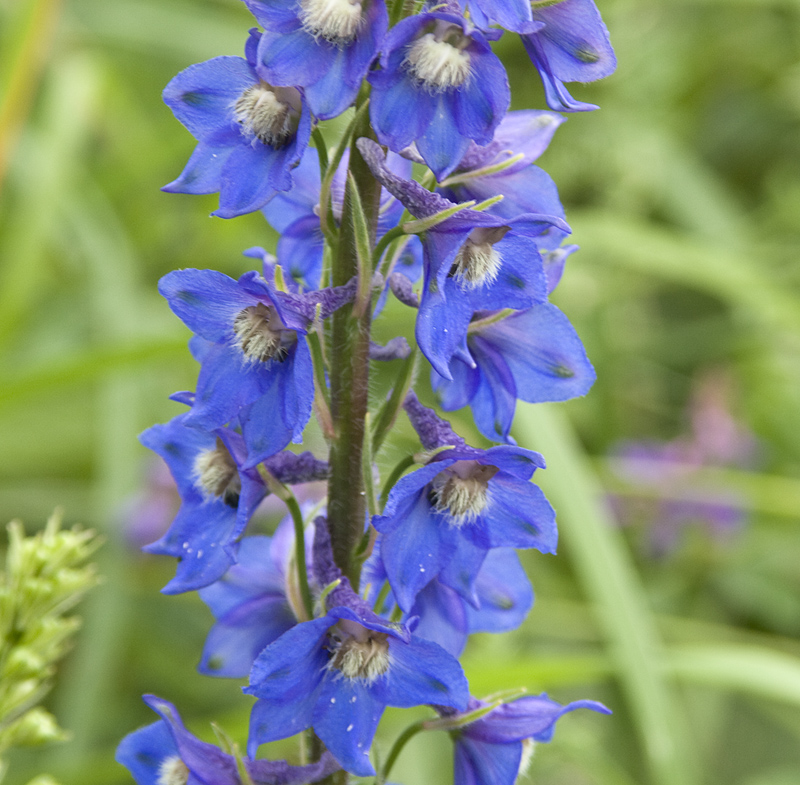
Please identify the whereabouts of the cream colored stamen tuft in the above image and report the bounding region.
[452,240,502,287]
[233,84,295,147]
[233,302,290,363]
[451,226,510,288]
[157,756,189,785]
[194,438,241,506]
[300,0,363,44]
[432,461,499,525]
[405,32,471,91]
[329,621,390,682]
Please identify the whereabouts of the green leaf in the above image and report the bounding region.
[346,171,374,318]
[666,644,800,707]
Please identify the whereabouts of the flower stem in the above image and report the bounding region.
[326,94,381,589]
[377,719,427,784]
[379,454,416,510]
[258,467,313,620]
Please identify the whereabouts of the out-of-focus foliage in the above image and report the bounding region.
[0,0,799,784]
[0,510,100,784]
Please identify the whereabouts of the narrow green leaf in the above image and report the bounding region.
[371,347,418,455]
[346,170,374,318]
[666,644,800,707]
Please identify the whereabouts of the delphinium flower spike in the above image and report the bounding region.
[121,0,617,781]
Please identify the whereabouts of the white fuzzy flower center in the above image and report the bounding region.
[431,461,499,525]
[405,27,471,91]
[157,756,189,785]
[233,302,293,363]
[451,226,510,287]
[329,619,390,681]
[194,438,241,506]
[300,0,363,43]
[233,83,295,147]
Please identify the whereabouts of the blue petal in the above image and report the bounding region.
[438,534,487,607]
[378,487,447,613]
[198,536,282,617]
[433,358,481,411]
[146,501,240,594]
[303,47,362,120]
[450,165,565,232]
[158,269,253,343]
[466,337,518,442]
[480,444,545,480]
[521,35,599,112]
[482,304,596,404]
[261,149,320,233]
[462,233,548,312]
[256,28,328,87]
[469,0,537,33]
[483,474,557,552]
[452,52,509,144]
[199,594,296,678]
[532,0,616,83]
[163,56,255,142]
[409,580,468,657]
[466,694,611,743]
[245,618,331,751]
[417,93,470,181]
[188,343,275,431]
[240,338,314,466]
[370,72,435,152]
[162,141,232,195]
[467,549,533,634]
[142,696,239,785]
[454,737,522,785]
[416,281,473,380]
[277,215,325,291]
[375,636,468,711]
[313,679,382,777]
[116,721,177,785]
[244,0,303,33]
[215,142,288,218]
[138,415,213,502]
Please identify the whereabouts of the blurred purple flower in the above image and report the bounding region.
[610,370,758,555]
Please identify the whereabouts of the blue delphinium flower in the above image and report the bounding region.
[433,304,596,443]
[162,29,312,218]
[441,694,611,785]
[369,9,510,179]
[358,138,567,377]
[140,415,328,593]
[521,0,616,112]
[139,415,268,593]
[245,0,388,120]
[245,519,469,777]
[116,695,340,785]
[159,267,357,466]
[373,393,556,611]
[436,109,567,246]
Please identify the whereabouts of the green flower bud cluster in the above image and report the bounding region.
[0,510,101,782]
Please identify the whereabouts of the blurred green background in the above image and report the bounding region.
[1,0,800,783]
